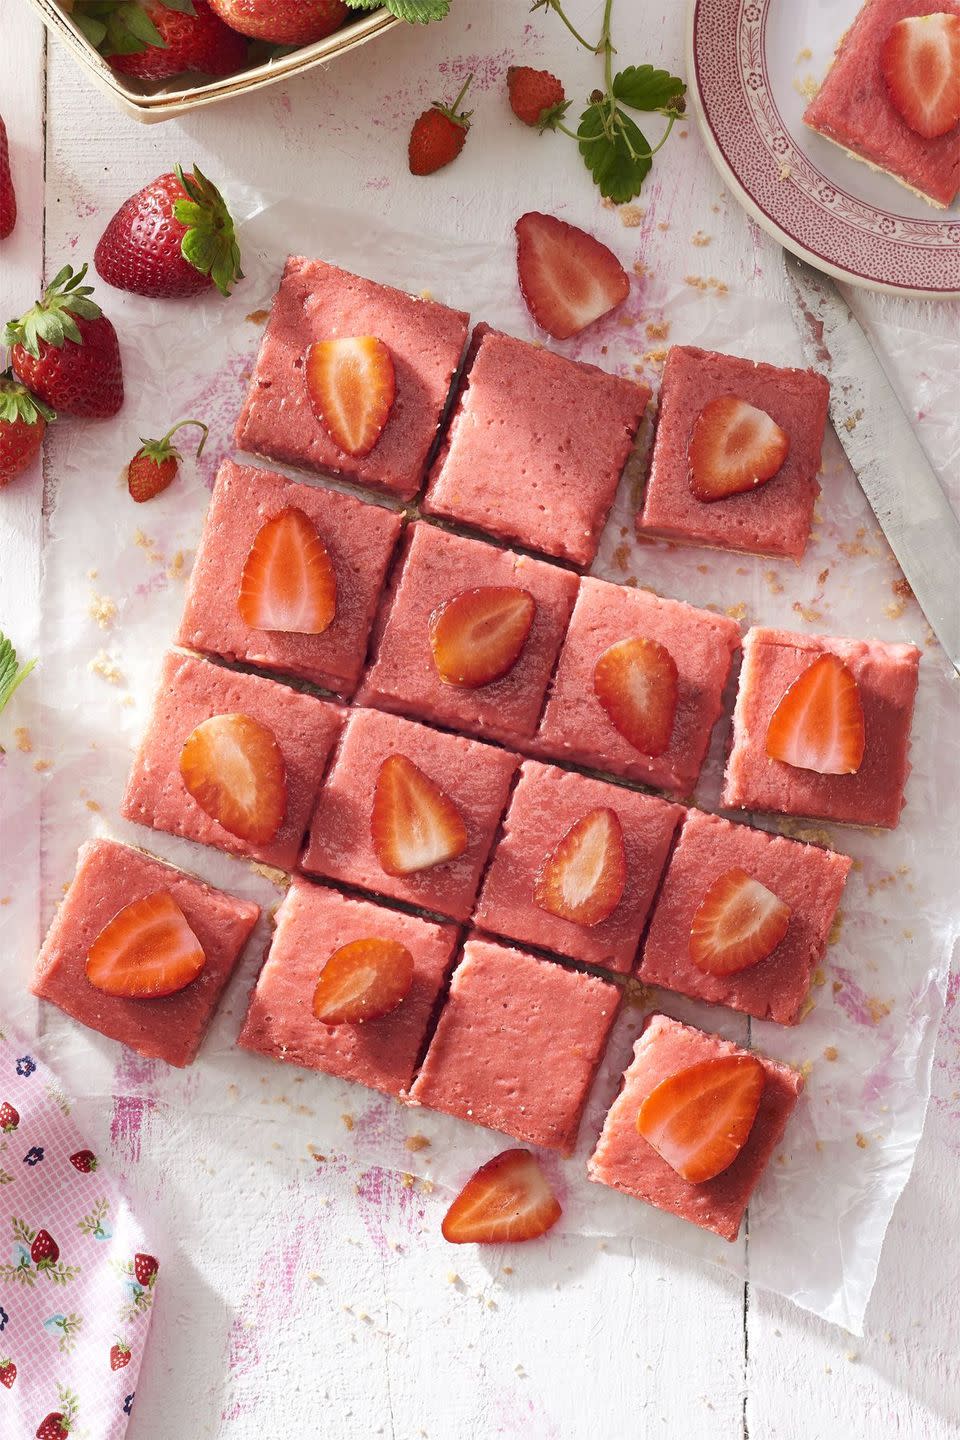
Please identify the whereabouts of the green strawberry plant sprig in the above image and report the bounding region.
[533,0,686,202]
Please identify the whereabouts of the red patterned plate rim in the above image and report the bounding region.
[686,0,960,298]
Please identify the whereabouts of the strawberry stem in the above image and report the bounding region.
[138,417,208,464]
[533,0,599,53]
[436,71,474,124]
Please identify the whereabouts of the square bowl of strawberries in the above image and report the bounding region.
[26,1,401,123]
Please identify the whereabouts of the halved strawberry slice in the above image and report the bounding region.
[636,1055,765,1183]
[534,807,627,926]
[305,336,396,457]
[688,395,790,501]
[86,890,206,998]
[594,636,678,756]
[689,867,791,975]
[441,1147,562,1244]
[312,937,414,1025]
[371,753,468,876]
[881,12,960,139]
[766,653,865,775]
[515,211,630,340]
[429,586,536,687]
[238,506,337,635]
[179,712,287,843]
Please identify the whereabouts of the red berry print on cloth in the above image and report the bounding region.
[0,1220,80,1287]
[35,1385,79,1438]
[0,1355,16,1387]
[0,1103,19,1133]
[113,1252,159,1323]
[68,1151,97,1174]
[109,1339,131,1371]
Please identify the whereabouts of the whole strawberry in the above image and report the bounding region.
[106,1,248,82]
[4,265,123,418]
[0,115,15,239]
[126,418,208,502]
[507,66,569,130]
[109,1340,131,1372]
[206,0,348,44]
[0,371,54,488]
[69,1149,97,1172]
[95,164,242,299]
[409,74,474,176]
[0,1100,19,1132]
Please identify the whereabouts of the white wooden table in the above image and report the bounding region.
[3,3,959,1436]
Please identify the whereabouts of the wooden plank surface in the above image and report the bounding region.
[1,2,958,1437]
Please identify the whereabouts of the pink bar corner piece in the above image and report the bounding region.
[0,1028,159,1438]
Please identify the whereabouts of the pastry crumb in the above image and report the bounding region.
[764,570,784,595]
[341,1113,354,1131]
[691,230,711,247]
[795,47,812,63]
[792,601,823,623]
[645,320,670,342]
[400,1172,415,1189]
[812,967,826,987]
[167,550,188,582]
[404,1133,430,1153]
[89,592,117,629]
[14,727,31,753]
[793,74,819,101]
[642,347,669,366]
[823,1045,839,1062]
[245,309,271,325]
[90,651,124,685]
[619,204,645,227]
[33,758,52,773]
[85,799,101,813]
[725,602,747,621]
[855,1133,868,1149]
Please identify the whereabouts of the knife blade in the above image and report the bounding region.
[782,251,960,675]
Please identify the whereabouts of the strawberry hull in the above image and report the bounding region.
[588,1013,804,1241]
[178,460,401,696]
[31,839,259,1067]
[639,809,851,1024]
[302,707,518,922]
[722,627,921,829]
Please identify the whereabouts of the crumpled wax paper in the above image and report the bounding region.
[1,197,957,1335]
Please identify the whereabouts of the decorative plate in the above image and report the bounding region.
[686,0,960,297]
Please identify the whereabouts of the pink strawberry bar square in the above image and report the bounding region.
[803,0,960,209]
[177,459,401,697]
[238,879,459,1097]
[302,707,518,922]
[588,1013,803,1241]
[357,521,578,748]
[536,576,741,795]
[475,760,683,974]
[639,810,852,1024]
[235,256,470,500]
[637,346,830,561]
[121,651,343,869]
[408,935,620,1154]
[422,324,649,567]
[722,627,921,829]
[32,839,260,1067]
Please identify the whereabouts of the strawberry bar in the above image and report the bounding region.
[637,346,830,561]
[474,760,683,974]
[588,1013,804,1241]
[177,459,401,697]
[357,521,578,748]
[302,707,518,922]
[234,256,470,500]
[803,1,960,209]
[422,325,649,567]
[639,810,852,1024]
[238,880,459,1097]
[121,651,343,869]
[32,839,260,1067]
[722,627,921,829]
[536,576,741,795]
[408,935,620,1154]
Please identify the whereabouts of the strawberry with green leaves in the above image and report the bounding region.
[125,418,208,502]
[77,1,248,82]
[0,371,53,488]
[4,265,123,419]
[408,74,473,175]
[507,67,569,130]
[95,164,242,299]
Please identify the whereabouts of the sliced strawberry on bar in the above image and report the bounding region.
[441,1147,562,1244]
[312,937,415,1025]
[515,211,630,340]
[305,336,396,457]
[238,506,337,635]
[688,395,790,501]
[179,712,287,843]
[86,890,206,998]
[881,12,960,139]
[637,1055,765,1183]
[766,653,865,775]
[594,636,678,756]
[534,807,627,927]
[371,753,469,876]
[689,867,791,975]
[429,585,536,687]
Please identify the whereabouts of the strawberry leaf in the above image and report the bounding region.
[159,0,196,12]
[344,0,451,21]
[578,100,653,203]
[613,65,686,113]
[73,14,108,47]
[173,164,243,298]
[0,633,37,716]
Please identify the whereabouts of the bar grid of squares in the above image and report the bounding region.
[34,254,922,1241]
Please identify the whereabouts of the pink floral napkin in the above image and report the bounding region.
[0,1029,158,1438]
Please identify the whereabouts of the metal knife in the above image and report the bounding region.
[783,251,960,675]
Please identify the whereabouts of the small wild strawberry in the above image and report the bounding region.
[408,74,473,176]
[126,418,208,503]
[507,66,569,130]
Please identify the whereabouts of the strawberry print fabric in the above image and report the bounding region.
[0,1028,158,1438]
